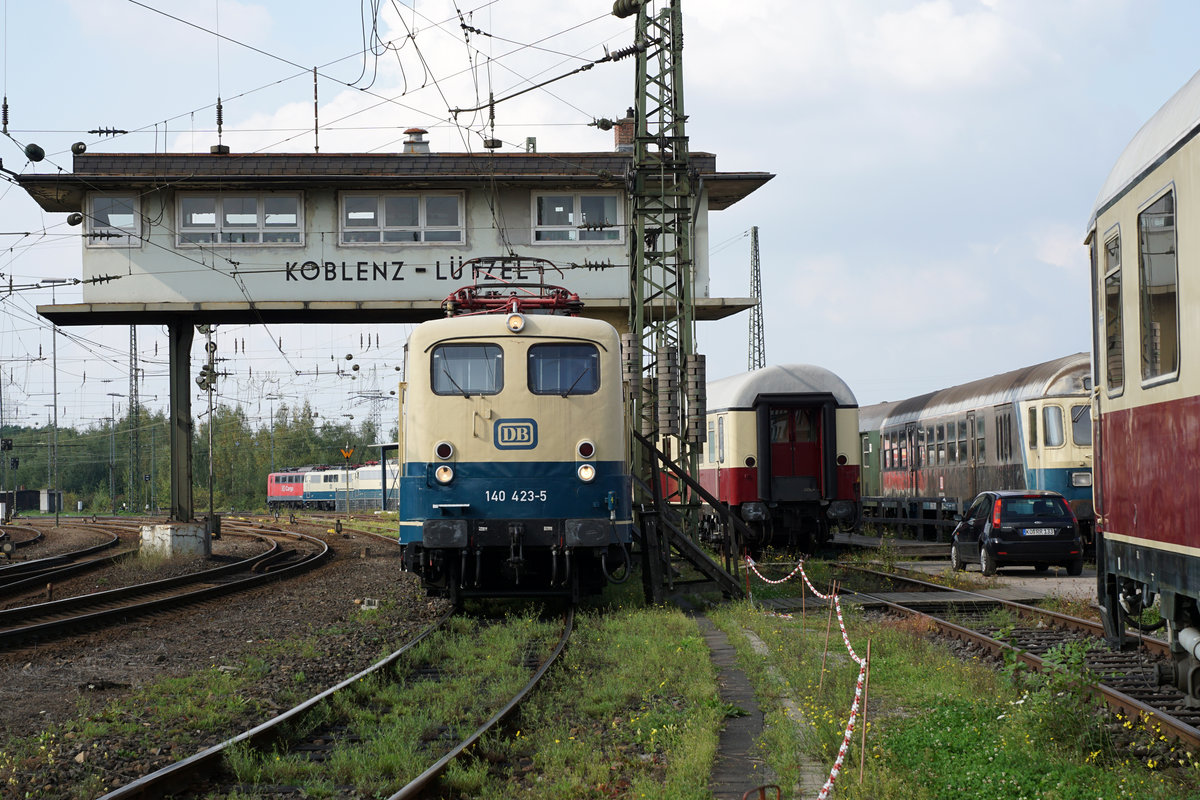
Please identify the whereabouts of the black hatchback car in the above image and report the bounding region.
[950,490,1084,576]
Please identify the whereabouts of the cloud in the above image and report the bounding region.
[853,0,1044,92]
[1033,223,1089,272]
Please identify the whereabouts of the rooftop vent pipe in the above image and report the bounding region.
[403,128,431,154]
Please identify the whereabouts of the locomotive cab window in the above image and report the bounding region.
[1043,405,1066,447]
[1071,404,1092,446]
[528,343,600,396]
[431,344,503,396]
[1137,190,1179,384]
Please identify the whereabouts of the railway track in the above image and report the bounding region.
[96,606,573,799]
[0,525,133,598]
[0,528,330,649]
[836,564,1200,749]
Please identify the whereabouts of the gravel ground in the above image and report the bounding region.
[0,518,449,798]
[897,558,1098,604]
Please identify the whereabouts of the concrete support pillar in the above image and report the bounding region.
[168,323,194,522]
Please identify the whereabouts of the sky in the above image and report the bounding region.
[1,0,1199,439]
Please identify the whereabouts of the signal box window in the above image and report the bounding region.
[533,193,622,242]
[1137,191,1178,383]
[87,194,141,247]
[528,343,600,396]
[179,193,302,245]
[431,344,503,396]
[341,193,463,243]
[1103,231,1124,394]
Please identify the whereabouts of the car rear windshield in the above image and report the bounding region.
[1000,496,1071,522]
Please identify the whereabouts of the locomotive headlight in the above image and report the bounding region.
[435,441,454,460]
[577,439,595,459]
[1071,471,1093,487]
[506,312,526,333]
[577,463,596,483]
[435,465,455,484]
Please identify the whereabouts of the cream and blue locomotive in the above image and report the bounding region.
[396,308,633,601]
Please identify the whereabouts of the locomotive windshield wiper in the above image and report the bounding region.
[561,366,593,398]
[442,368,471,398]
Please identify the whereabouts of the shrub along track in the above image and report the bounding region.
[837,564,1200,752]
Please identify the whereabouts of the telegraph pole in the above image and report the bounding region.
[748,226,765,371]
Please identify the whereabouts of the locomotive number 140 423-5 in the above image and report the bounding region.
[484,489,548,502]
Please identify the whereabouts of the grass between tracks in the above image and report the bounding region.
[720,556,1200,800]
[6,550,1198,800]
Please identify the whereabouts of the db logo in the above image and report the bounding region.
[494,419,538,450]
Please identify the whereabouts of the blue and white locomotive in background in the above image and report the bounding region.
[396,302,633,601]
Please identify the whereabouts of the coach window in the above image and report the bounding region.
[431,344,503,396]
[528,343,599,396]
[1103,230,1124,394]
[341,193,463,243]
[1028,408,1038,449]
[708,421,717,463]
[861,435,870,469]
[179,193,302,245]
[976,418,986,464]
[87,194,141,247]
[957,419,968,463]
[1138,190,1179,383]
[533,193,622,242]
[1043,406,1065,447]
[936,424,946,465]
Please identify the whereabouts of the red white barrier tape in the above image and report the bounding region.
[744,556,871,794]
[745,556,804,585]
[832,595,866,667]
[817,659,868,800]
[798,560,836,601]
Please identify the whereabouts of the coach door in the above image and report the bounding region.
[766,404,823,500]
[966,411,978,498]
[904,422,920,496]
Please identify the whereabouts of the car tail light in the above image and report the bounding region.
[992,498,1003,527]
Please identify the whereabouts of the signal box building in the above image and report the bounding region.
[18,127,772,330]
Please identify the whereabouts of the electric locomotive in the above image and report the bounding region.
[266,468,308,511]
[1087,67,1200,704]
[396,293,633,602]
[698,363,861,551]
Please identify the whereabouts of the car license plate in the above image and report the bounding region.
[1022,528,1056,536]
